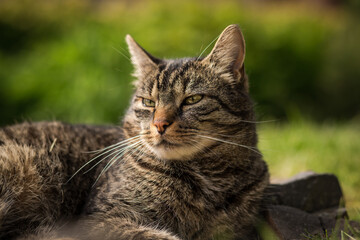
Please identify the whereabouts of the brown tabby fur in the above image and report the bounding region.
[0,25,269,240]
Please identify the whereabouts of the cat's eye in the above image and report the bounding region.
[184,95,203,105]
[142,98,155,107]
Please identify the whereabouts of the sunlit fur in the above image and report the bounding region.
[0,25,269,240]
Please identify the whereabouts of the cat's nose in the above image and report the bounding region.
[153,120,170,135]
[153,107,175,135]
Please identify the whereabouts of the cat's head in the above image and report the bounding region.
[123,24,255,161]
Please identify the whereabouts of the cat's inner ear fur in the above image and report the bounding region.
[126,35,160,82]
[202,24,248,90]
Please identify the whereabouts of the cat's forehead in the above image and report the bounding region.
[137,58,211,97]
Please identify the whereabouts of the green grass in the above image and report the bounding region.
[301,218,360,239]
[258,120,360,222]
[257,121,360,239]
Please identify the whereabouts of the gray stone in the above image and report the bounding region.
[319,215,360,238]
[261,172,360,239]
[315,207,348,220]
[266,205,324,240]
[264,205,360,240]
[265,171,344,213]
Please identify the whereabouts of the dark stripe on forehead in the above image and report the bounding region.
[169,61,192,89]
[155,64,166,93]
[159,68,171,91]
[182,63,202,93]
[159,59,194,91]
[148,72,160,95]
[182,76,191,94]
[159,62,181,91]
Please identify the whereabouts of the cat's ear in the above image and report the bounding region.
[126,35,160,79]
[202,24,248,90]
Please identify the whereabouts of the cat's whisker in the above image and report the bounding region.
[101,141,145,180]
[112,46,131,62]
[197,135,262,156]
[82,146,127,175]
[196,34,220,61]
[130,145,148,164]
[184,118,276,128]
[84,136,142,166]
[113,42,153,79]
[130,141,148,162]
[92,141,143,187]
[102,140,143,172]
[238,119,276,124]
[84,135,142,154]
[187,128,262,142]
[191,137,257,169]
[188,139,209,156]
[189,138,218,157]
[66,136,142,183]
[183,128,248,139]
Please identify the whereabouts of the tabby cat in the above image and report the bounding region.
[0,24,269,240]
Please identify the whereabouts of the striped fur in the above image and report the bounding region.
[0,25,268,240]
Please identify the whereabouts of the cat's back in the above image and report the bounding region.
[0,121,123,239]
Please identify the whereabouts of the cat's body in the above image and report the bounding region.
[0,122,123,239]
[0,25,269,240]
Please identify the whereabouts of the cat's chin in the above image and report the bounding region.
[149,144,200,161]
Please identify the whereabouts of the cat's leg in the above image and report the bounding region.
[65,216,181,240]
[17,216,181,240]
[15,225,74,240]
[0,143,63,238]
[228,168,269,239]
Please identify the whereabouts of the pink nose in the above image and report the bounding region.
[153,120,170,134]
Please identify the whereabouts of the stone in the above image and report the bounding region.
[264,205,360,239]
[260,172,360,239]
[265,171,344,213]
[319,215,360,238]
[265,205,324,239]
[315,207,348,220]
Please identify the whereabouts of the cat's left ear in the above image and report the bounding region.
[202,24,248,91]
[126,35,160,80]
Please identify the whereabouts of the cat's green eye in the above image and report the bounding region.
[184,95,203,105]
[142,98,155,107]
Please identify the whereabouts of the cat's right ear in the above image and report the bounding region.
[126,35,160,80]
[202,24,248,90]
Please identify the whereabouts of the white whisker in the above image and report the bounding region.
[112,46,131,62]
[66,135,142,184]
[197,135,262,156]
[129,142,147,162]
[84,135,142,154]
[92,141,143,187]
[81,137,141,175]
[197,34,220,61]
[239,119,276,124]
[189,138,218,156]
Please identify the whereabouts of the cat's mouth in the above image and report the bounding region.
[155,139,181,148]
[146,136,202,160]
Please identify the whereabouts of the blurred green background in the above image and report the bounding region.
[0,0,359,222]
